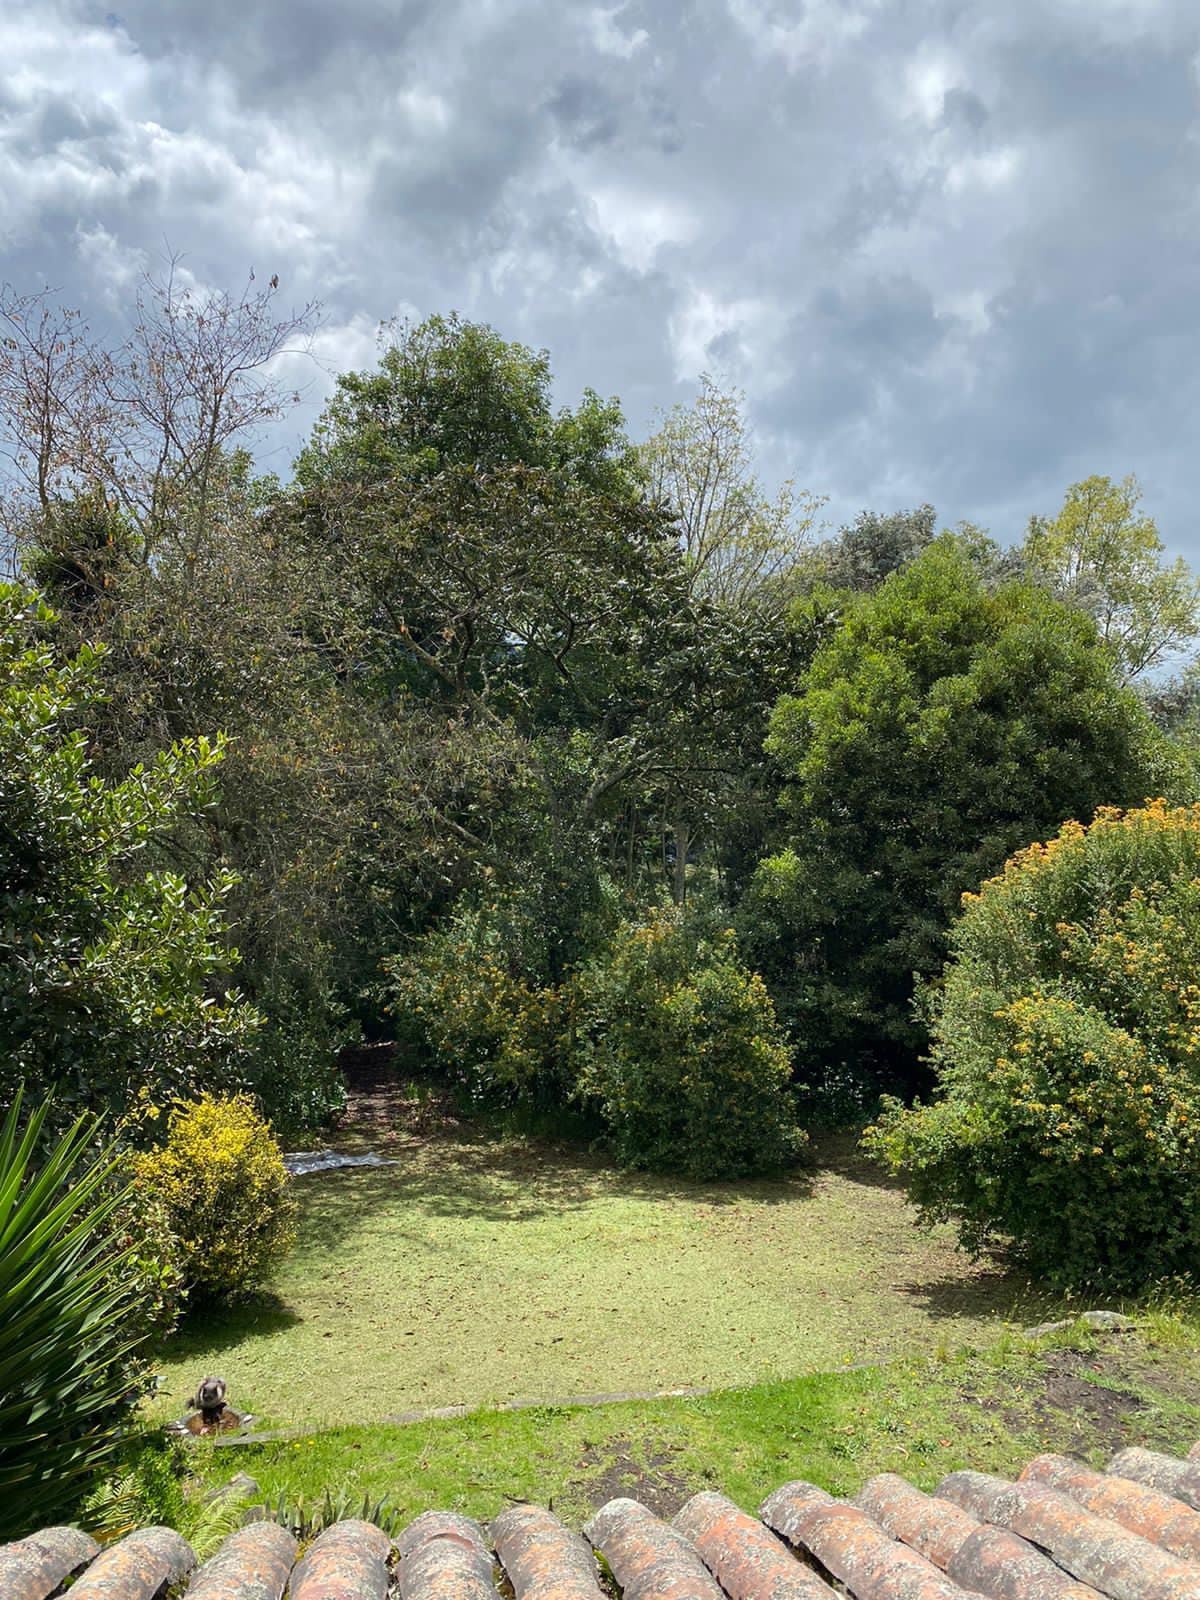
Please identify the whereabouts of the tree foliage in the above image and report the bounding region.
[295,312,634,496]
[0,582,259,1121]
[868,802,1200,1287]
[799,503,938,594]
[1024,474,1200,679]
[6,268,1200,1202]
[571,904,805,1179]
[636,374,822,609]
[744,534,1184,1088]
[0,265,316,561]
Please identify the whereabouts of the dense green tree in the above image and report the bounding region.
[295,313,635,496]
[0,583,259,1122]
[798,504,938,593]
[742,533,1187,1093]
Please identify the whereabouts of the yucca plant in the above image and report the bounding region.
[0,1087,149,1539]
[252,1487,409,1541]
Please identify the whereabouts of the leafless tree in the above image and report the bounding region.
[0,257,318,568]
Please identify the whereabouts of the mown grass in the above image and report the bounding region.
[151,1123,1051,1430]
[175,1316,1200,1528]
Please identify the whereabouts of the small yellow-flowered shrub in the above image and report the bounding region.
[867,801,1200,1287]
[135,1095,296,1304]
[570,905,807,1179]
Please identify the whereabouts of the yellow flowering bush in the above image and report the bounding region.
[135,1095,296,1304]
[570,905,806,1179]
[867,801,1200,1286]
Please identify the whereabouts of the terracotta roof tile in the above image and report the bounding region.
[185,1520,297,1600]
[1109,1446,1200,1511]
[673,1490,835,1600]
[938,1469,1200,1600]
[0,1526,99,1600]
[493,1503,605,1600]
[289,1519,392,1600]
[1023,1452,1200,1563]
[584,1496,725,1600]
[14,1436,1200,1600]
[854,1473,978,1572]
[760,1480,978,1599]
[62,1527,194,1600]
[856,1471,1103,1600]
[394,1511,495,1600]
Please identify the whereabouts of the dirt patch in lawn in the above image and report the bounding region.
[955,1334,1200,1461]
[1029,1348,1148,1452]
[567,1437,695,1520]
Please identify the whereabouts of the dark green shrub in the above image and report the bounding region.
[108,1166,186,1343]
[867,801,1200,1287]
[386,896,566,1106]
[571,906,806,1179]
[245,972,349,1138]
[0,1091,152,1539]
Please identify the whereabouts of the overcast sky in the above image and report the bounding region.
[2,0,1199,553]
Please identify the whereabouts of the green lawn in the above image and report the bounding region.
[175,1315,1200,1530]
[153,1112,1049,1432]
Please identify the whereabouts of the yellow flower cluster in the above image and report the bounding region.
[135,1094,296,1303]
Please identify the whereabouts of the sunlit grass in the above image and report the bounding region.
[173,1315,1200,1528]
[152,1127,1049,1430]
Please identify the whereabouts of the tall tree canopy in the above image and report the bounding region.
[636,374,822,609]
[742,532,1188,1091]
[295,312,634,497]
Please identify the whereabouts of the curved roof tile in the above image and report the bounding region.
[9,1438,1200,1600]
[0,1526,100,1600]
[395,1510,495,1600]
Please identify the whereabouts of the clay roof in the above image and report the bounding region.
[7,1440,1200,1600]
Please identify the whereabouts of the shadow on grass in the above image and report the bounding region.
[894,1260,1059,1328]
[165,1293,303,1363]
[807,1128,906,1191]
[289,1127,820,1254]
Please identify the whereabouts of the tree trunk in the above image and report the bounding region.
[672,820,689,905]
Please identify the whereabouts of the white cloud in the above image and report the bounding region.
[668,285,774,383]
[585,183,697,273]
[727,0,879,72]
[73,224,147,302]
[588,4,649,59]
[899,47,963,124]
[945,147,1021,194]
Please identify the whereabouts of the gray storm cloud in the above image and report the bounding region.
[1,0,1198,549]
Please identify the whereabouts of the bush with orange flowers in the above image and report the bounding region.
[867,801,1200,1287]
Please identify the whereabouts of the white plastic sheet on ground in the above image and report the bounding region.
[282,1149,399,1176]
